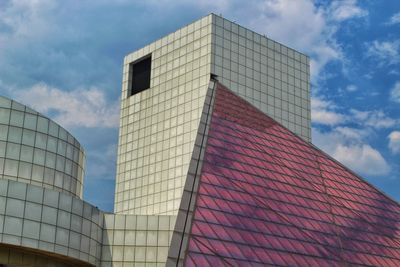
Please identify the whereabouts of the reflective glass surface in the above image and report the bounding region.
[115,14,212,215]
[182,83,400,266]
[0,180,104,266]
[0,96,85,198]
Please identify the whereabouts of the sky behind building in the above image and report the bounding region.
[0,0,399,212]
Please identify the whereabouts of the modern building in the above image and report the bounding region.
[0,13,399,267]
[167,80,400,266]
[116,13,310,216]
[0,96,175,267]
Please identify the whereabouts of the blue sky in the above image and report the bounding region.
[0,0,399,212]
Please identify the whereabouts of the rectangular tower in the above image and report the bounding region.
[115,14,311,215]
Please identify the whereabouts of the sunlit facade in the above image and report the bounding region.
[0,95,103,266]
[115,13,311,216]
[0,95,175,267]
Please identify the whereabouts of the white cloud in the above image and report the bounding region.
[346,84,357,92]
[313,127,390,176]
[312,104,397,175]
[0,0,368,87]
[391,81,400,103]
[333,144,390,176]
[313,126,368,151]
[166,0,366,81]
[366,40,400,66]
[312,110,344,126]
[329,0,368,22]
[13,83,119,128]
[387,12,400,25]
[0,0,56,45]
[334,126,369,141]
[242,0,340,80]
[311,97,345,125]
[388,131,400,154]
[350,109,398,129]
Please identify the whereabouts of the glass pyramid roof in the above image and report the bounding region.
[168,80,400,266]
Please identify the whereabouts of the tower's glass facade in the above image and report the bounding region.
[115,14,311,216]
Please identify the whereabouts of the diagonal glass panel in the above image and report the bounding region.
[179,82,400,267]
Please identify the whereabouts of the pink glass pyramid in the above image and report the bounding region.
[167,80,400,266]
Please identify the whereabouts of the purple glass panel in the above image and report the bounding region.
[183,82,400,266]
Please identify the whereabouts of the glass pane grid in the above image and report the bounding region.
[182,83,400,266]
[0,97,85,198]
[0,178,103,265]
[100,214,176,265]
[115,17,212,215]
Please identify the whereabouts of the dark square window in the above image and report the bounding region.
[129,55,151,96]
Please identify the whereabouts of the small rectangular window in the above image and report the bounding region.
[129,54,151,96]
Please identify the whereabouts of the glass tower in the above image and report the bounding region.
[115,13,311,216]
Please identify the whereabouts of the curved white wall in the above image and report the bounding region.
[0,179,103,266]
[0,96,85,198]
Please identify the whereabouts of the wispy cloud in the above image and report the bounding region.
[346,84,358,92]
[12,83,120,128]
[246,0,340,78]
[386,12,400,25]
[310,97,398,129]
[366,40,400,66]
[157,0,367,81]
[334,126,370,141]
[0,0,396,205]
[329,0,368,22]
[333,144,390,176]
[311,97,345,125]
[311,98,397,176]
[350,109,398,129]
[391,81,400,103]
[313,127,390,176]
[0,0,369,88]
[388,131,400,154]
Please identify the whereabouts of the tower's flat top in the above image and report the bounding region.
[124,13,309,63]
